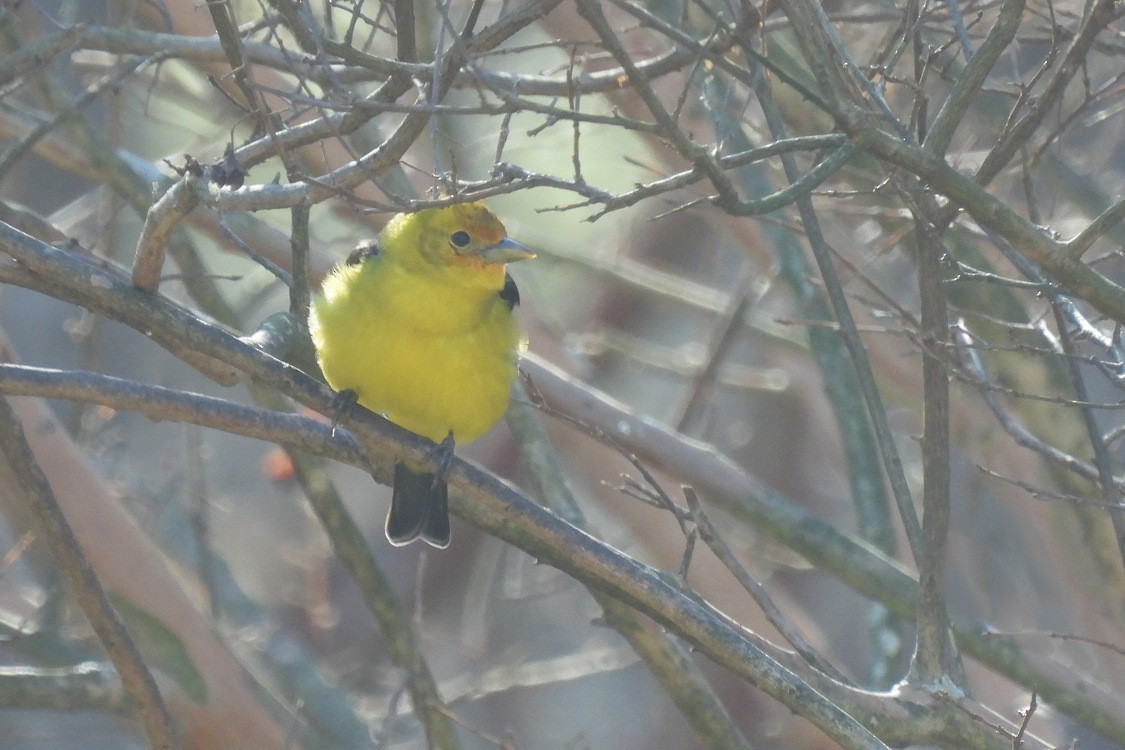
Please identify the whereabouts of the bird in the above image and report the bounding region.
[308,202,534,548]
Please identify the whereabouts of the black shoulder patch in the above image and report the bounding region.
[499,272,520,310]
[345,239,380,266]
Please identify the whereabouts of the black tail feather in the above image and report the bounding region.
[386,462,451,548]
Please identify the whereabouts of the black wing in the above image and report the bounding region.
[499,272,520,311]
[345,239,380,266]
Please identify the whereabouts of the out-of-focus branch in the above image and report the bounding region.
[1068,196,1125,258]
[775,0,1125,337]
[0,53,160,180]
[205,0,266,122]
[972,0,1119,187]
[844,123,1125,324]
[0,662,124,711]
[0,30,245,329]
[923,0,1025,156]
[1050,303,1125,570]
[953,323,1111,481]
[519,354,1125,744]
[756,75,925,561]
[507,386,755,750]
[0,398,179,750]
[733,48,908,684]
[0,24,83,86]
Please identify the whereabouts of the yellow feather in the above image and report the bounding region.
[308,202,533,546]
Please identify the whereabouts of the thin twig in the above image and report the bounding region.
[1012,692,1037,750]
[1050,301,1125,570]
[574,0,740,211]
[682,487,852,684]
[923,0,1024,156]
[1068,196,1125,258]
[952,321,1125,490]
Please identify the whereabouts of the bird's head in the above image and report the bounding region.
[382,202,535,278]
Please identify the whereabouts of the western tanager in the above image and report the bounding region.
[308,202,534,548]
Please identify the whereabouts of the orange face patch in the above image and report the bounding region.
[457,204,507,246]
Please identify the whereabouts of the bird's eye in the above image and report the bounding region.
[450,230,471,248]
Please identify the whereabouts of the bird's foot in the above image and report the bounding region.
[327,389,359,438]
[428,432,456,492]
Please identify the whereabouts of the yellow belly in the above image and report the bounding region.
[309,267,521,445]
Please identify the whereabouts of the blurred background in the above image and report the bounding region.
[1,0,1124,748]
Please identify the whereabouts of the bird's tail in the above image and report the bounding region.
[386,461,451,548]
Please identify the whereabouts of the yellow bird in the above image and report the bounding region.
[308,202,534,548]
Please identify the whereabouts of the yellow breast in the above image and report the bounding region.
[309,258,522,445]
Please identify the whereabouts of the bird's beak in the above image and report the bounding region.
[479,237,536,264]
